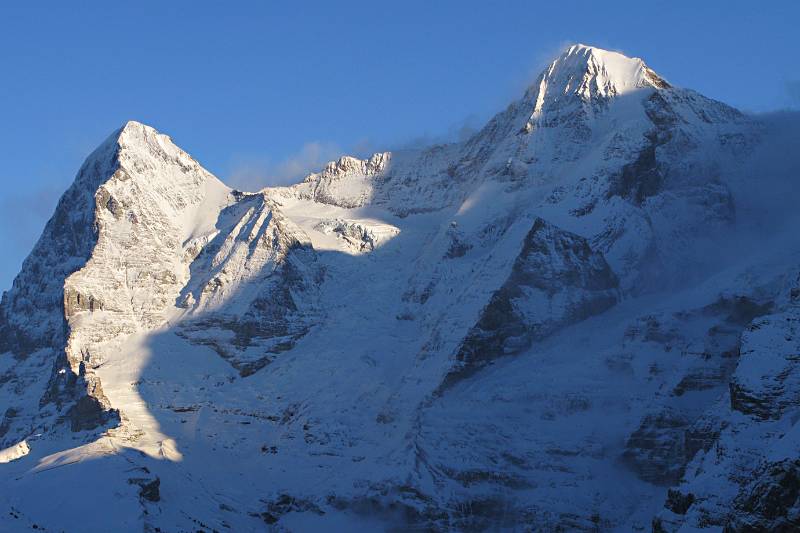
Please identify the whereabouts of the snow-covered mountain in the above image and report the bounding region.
[1,44,798,532]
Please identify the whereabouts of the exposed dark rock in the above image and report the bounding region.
[665,489,695,515]
[610,142,663,205]
[644,67,672,90]
[259,494,323,525]
[725,459,800,532]
[67,394,117,432]
[446,217,618,385]
[729,311,799,420]
[703,296,774,326]
[441,466,532,490]
[327,489,450,531]
[129,477,161,502]
[683,417,722,461]
[64,286,104,317]
[654,305,800,531]
[729,382,778,421]
[39,351,80,409]
[0,407,17,439]
[313,218,385,252]
[624,315,680,347]
[444,229,472,259]
[673,367,728,396]
[652,516,669,533]
[622,409,691,485]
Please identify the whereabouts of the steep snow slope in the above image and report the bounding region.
[0,44,797,532]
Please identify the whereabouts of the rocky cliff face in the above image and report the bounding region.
[654,277,800,532]
[448,217,618,384]
[0,44,795,532]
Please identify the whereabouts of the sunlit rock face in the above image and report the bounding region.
[0,45,796,532]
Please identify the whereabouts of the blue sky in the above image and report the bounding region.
[0,1,797,291]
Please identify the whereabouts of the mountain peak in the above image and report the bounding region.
[556,44,668,92]
[525,44,670,114]
[82,120,166,177]
[115,120,171,153]
[117,119,155,138]
[107,120,220,188]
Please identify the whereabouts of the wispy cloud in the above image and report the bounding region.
[225,141,347,191]
[689,109,800,283]
[394,113,486,151]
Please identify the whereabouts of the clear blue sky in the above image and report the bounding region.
[0,1,797,291]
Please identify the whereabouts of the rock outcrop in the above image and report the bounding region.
[449,217,618,383]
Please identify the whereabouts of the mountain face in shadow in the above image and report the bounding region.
[1,44,798,532]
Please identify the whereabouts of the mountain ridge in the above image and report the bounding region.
[1,44,797,532]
